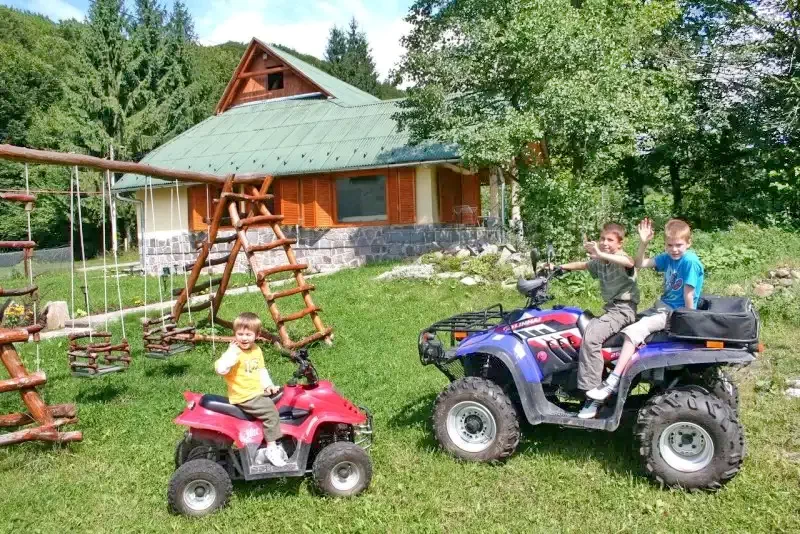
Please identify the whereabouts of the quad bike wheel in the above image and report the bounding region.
[433,377,520,462]
[635,388,744,490]
[687,368,739,414]
[174,435,219,468]
[311,441,372,497]
[168,459,232,517]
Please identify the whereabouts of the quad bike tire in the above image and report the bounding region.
[686,368,739,414]
[433,376,520,462]
[635,388,744,490]
[311,441,372,497]
[168,459,232,517]
[174,435,219,468]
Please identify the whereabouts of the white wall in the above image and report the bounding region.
[135,185,190,237]
[415,165,439,224]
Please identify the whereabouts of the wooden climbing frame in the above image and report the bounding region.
[68,332,131,377]
[168,175,333,350]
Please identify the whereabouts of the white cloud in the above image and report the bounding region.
[195,0,410,81]
[27,0,83,21]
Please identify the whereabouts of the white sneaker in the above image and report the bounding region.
[586,381,618,401]
[578,400,601,419]
[264,443,288,467]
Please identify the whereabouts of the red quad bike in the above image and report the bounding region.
[168,348,373,517]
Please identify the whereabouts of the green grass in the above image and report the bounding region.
[0,227,799,532]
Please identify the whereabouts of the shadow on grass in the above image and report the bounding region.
[233,476,305,499]
[144,362,191,378]
[75,383,127,403]
[391,393,641,477]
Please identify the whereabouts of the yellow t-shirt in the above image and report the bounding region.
[222,346,266,404]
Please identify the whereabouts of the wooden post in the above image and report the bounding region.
[109,145,118,254]
[0,342,53,426]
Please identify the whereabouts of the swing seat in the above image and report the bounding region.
[145,342,194,359]
[68,334,131,379]
[70,364,128,378]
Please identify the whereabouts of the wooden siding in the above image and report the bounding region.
[387,168,416,224]
[438,167,481,225]
[231,52,319,107]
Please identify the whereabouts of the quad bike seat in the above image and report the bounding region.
[199,392,310,421]
[516,277,545,297]
[577,312,673,348]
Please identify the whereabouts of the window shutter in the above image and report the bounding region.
[301,177,316,227]
[315,177,334,228]
[188,185,209,231]
[387,169,400,223]
[278,179,300,225]
[460,174,481,225]
[397,168,416,224]
[438,168,461,223]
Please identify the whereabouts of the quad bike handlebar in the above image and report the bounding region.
[286,348,319,386]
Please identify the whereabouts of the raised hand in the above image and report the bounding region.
[583,240,600,258]
[638,218,655,243]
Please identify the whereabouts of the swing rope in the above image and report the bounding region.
[74,167,92,341]
[142,176,149,320]
[205,185,216,353]
[24,164,40,371]
[107,169,126,339]
[147,177,166,327]
[174,179,192,324]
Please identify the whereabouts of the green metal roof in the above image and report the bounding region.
[114,96,459,192]
[264,42,381,106]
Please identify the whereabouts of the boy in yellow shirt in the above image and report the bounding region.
[214,312,287,467]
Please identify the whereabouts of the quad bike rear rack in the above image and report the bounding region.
[423,304,507,338]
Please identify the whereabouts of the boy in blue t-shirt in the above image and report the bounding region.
[586,218,704,403]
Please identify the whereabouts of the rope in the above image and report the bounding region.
[74,167,92,341]
[24,164,40,371]
[142,177,149,320]
[169,188,175,308]
[147,177,166,326]
[107,169,126,338]
[205,185,216,353]
[174,180,192,323]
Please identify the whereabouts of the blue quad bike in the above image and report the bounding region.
[419,250,760,490]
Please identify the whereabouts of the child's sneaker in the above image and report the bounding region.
[586,381,618,401]
[264,442,288,467]
[578,399,601,419]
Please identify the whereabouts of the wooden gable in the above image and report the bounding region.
[216,38,330,114]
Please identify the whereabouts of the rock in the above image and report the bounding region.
[455,248,472,259]
[778,278,794,287]
[503,243,517,254]
[436,271,466,279]
[498,247,513,264]
[726,284,746,297]
[460,276,484,286]
[42,301,69,331]
[445,245,462,255]
[786,379,800,389]
[432,251,444,260]
[508,253,525,264]
[513,264,534,279]
[466,245,481,256]
[769,270,776,279]
[502,280,517,290]
[776,267,792,278]
[792,270,800,280]
[480,244,499,256]
[753,283,775,298]
[375,264,434,281]
[785,388,800,399]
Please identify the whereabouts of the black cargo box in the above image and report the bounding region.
[668,296,759,344]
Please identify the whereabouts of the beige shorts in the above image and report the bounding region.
[620,305,670,346]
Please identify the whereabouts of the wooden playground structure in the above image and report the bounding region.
[0,143,333,446]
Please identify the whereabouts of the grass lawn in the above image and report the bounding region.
[0,227,799,533]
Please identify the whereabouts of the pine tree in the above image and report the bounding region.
[158,0,197,141]
[325,18,380,96]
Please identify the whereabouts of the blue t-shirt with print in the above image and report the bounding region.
[654,250,704,309]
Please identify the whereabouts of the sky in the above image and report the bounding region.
[2,0,414,80]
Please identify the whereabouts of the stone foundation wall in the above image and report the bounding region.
[141,224,504,275]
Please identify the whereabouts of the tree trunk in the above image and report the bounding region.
[669,159,682,216]
[489,168,499,219]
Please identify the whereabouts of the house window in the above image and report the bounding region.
[268,72,284,90]
[336,176,387,222]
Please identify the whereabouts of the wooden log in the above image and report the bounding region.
[235,214,283,228]
[0,329,30,344]
[172,277,224,296]
[0,403,75,428]
[0,241,36,249]
[265,284,315,301]
[182,299,213,313]
[0,420,82,446]
[285,327,334,349]
[183,253,230,271]
[0,371,46,393]
[277,306,321,324]
[68,331,111,341]
[0,144,270,186]
[238,66,290,79]
[0,343,53,426]
[0,192,36,203]
[257,264,308,281]
[247,238,297,253]
[0,286,38,297]
[221,192,273,202]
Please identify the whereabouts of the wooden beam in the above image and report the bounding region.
[238,66,289,79]
[0,145,271,186]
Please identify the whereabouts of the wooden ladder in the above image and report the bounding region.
[172,176,332,349]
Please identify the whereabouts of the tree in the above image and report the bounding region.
[325,18,381,96]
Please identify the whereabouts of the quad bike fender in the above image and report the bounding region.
[175,392,262,447]
[607,348,756,431]
[455,336,554,426]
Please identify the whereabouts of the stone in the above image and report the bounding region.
[778,278,794,287]
[513,265,534,279]
[437,271,466,279]
[43,301,69,331]
[502,281,517,290]
[456,248,472,259]
[769,270,776,278]
[726,284,746,297]
[792,270,800,280]
[785,388,800,399]
[503,243,517,253]
[786,379,800,389]
[432,251,444,260]
[480,244,499,256]
[776,267,792,278]
[460,276,484,286]
[753,283,775,298]
[467,245,481,256]
[499,247,514,264]
[508,253,525,264]
[374,264,434,281]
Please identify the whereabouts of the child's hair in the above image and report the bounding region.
[233,312,262,334]
[601,222,626,242]
[665,218,692,241]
